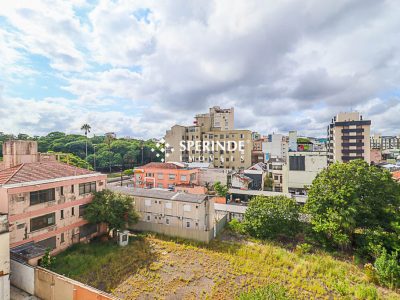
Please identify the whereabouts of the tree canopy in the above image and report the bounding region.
[305,159,400,256]
[243,195,300,239]
[84,190,139,234]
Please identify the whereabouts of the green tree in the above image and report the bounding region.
[81,123,91,163]
[40,248,56,269]
[305,160,400,253]
[243,195,300,239]
[84,190,139,236]
[214,181,228,197]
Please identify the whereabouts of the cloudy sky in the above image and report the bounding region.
[1,0,399,139]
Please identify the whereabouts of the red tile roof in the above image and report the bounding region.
[141,162,182,170]
[0,162,97,185]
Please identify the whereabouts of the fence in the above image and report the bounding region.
[10,258,117,300]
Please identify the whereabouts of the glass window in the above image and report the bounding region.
[60,186,64,196]
[30,189,55,206]
[71,207,75,216]
[79,204,89,217]
[71,185,75,193]
[79,182,96,195]
[166,219,170,225]
[157,173,164,179]
[60,210,64,219]
[30,213,55,232]
[61,233,65,243]
[289,156,305,171]
[180,175,187,181]
[169,174,176,179]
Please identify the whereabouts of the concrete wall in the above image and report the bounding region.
[0,215,10,300]
[131,220,214,243]
[10,259,35,295]
[34,267,116,300]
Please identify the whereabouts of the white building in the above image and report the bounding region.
[262,134,288,161]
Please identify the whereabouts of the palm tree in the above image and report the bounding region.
[81,124,91,164]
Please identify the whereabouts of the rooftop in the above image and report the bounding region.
[0,161,97,185]
[109,186,208,203]
[11,242,47,261]
[140,162,184,170]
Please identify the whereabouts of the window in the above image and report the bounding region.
[17,223,25,230]
[30,213,55,232]
[79,223,97,238]
[79,204,89,217]
[168,174,175,180]
[60,210,64,219]
[186,222,190,228]
[183,204,191,212]
[71,207,75,216]
[79,182,96,195]
[165,202,172,209]
[289,156,305,171]
[147,215,151,221]
[30,188,55,206]
[166,219,170,225]
[61,233,65,243]
[71,185,75,193]
[157,173,164,179]
[180,175,187,181]
[60,186,64,196]
[157,184,164,188]
[37,236,56,250]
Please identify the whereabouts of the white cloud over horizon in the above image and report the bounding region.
[0,0,400,139]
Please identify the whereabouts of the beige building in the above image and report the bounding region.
[109,186,221,243]
[284,151,328,195]
[327,112,371,164]
[0,214,10,300]
[165,106,252,169]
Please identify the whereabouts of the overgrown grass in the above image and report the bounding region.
[52,233,400,299]
[51,236,154,292]
[238,284,291,300]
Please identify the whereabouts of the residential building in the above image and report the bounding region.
[327,112,371,164]
[265,157,286,192]
[0,140,107,265]
[165,106,252,169]
[0,214,10,300]
[133,162,199,190]
[109,186,220,243]
[284,151,328,195]
[370,134,400,150]
[288,131,297,152]
[262,134,288,162]
[252,137,266,164]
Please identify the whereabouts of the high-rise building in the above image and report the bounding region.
[165,106,252,169]
[327,112,371,164]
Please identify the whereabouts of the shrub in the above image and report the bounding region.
[243,195,300,239]
[40,248,56,269]
[295,243,312,256]
[227,218,245,234]
[237,284,291,300]
[374,248,400,289]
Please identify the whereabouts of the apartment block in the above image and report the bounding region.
[262,134,288,162]
[370,134,400,150]
[327,112,371,164]
[165,106,252,169]
[133,162,199,190]
[0,141,107,265]
[110,186,217,242]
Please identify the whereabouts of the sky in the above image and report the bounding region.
[1,0,400,139]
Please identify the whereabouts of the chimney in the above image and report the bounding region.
[2,140,39,170]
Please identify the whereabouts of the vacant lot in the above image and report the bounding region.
[52,234,400,299]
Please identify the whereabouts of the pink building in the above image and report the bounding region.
[0,141,107,265]
[134,162,199,190]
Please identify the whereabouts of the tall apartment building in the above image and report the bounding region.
[327,112,371,164]
[262,134,288,161]
[165,106,252,169]
[0,140,107,265]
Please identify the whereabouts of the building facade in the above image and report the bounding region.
[327,112,371,164]
[0,214,10,300]
[370,134,400,150]
[0,141,107,265]
[133,162,199,189]
[262,134,288,162]
[165,106,252,169]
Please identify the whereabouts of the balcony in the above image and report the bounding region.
[341,142,364,147]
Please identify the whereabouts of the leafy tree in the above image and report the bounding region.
[263,175,273,191]
[214,181,228,197]
[305,160,400,254]
[40,248,56,269]
[243,195,300,239]
[84,190,139,236]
